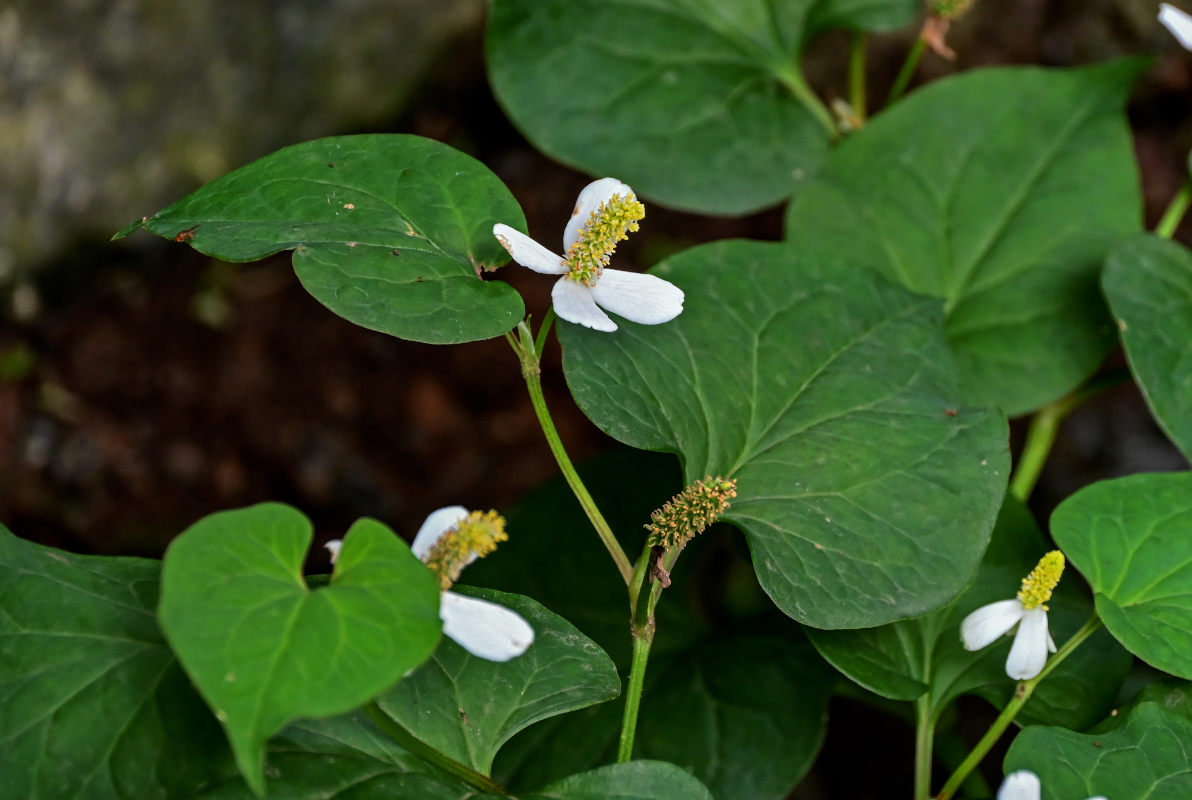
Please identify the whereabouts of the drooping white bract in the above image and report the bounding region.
[997,770,1106,800]
[960,551,1064,681]
[1160,3,1192,49]
[493,177,684,332]
[325,505,534,662]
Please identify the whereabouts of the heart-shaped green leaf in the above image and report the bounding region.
[116,135,525,344]
[1051,472,1192,680]
[1005,702,1192,799]
[491,0,911,214]
[158,504,442,796]
[0,526,231,799]
[558,240,1009,628]
[807,495,1131,729]
[374,587,620,775]
[1103,233,1192,463]
[785,60,1144,415]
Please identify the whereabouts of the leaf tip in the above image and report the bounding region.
[111,216,148,241]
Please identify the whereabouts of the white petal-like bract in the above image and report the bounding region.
[591,269,685,325]
[493,224,567,274]
[1006,606,1050,680]
[563,177,633,252]
[552,278,618,331]
[1161,3,1192,49]
[440,591,535,662]
[411,505,469,561]
[997,770,1041,800]
[324,539,343,564]
[960,598,1024,651]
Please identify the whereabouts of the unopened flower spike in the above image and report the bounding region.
[492,177,685,332]
[1160,3,1192,50]
[997,770,1106,800]
[960,551,1065,680]
[325,506,533,662]
[646,476,738,550]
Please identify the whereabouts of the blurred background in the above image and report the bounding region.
[0,0,1188,561]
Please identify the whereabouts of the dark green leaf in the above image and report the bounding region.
[1005,702,1192,799]
[158,504,442,796]
[120,135,525,344]
[522,761,713,800]
[1051,472,1192,680]
[559,240,1009,628]
[0,526,230,799]
[807,496,1131,729]
[1103,234,1192,463]
[198,715,478,800]
[375,587,620,775]
[785,60,1145,415]
[486,0,832,214]
[805,0,919,38]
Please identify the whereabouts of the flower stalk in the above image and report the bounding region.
[935,615,1103,799]
[507,321,634,585]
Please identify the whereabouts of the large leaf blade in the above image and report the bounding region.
[559,241,1009,628]
[119,135,525,344]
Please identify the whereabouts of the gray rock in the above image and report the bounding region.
[0,0,483,314]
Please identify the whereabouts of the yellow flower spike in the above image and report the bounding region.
[645,476,738,550]
[563,193,645,286]
[422,509,508,590]
[1017,550,1065,610]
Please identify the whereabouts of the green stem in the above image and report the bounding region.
[364,702,510,796]
[617,619,655,762]
[773,63,839,139]
[934,616,1103,800]
[914,697,935,800]
[887,37,926,105]
[1156,177,1192,239]
[849,31,867,121]
[508,324,634,585]
[1009,367,1131,503]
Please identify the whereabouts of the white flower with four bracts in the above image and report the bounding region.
[493,177,684,332]
[998,770,1107,800]
[1160,3,1192,49]
[960,551,1065,681]
[325,505,534,662]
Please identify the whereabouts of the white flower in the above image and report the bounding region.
[325,506,534,662]
[997,770,1107,800]
[960,551,1064,681]
[1160,3,1192,49]
[493,177,684,332]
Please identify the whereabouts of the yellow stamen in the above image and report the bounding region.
[645,476,738,550]
[563,193,645,286]
[422,510,508,590]
[1017,550,1065,610]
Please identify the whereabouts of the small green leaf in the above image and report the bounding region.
[559,240,1009,628]
[1005,702,1192,799]
[804,0,919,38]
[158,504,442,796]
[1052,472,1192,680]
[375,587,621,775]
[785,60,1145,415]
[124,135,525,344]
[522,761,713,800]
[1103,234,1192,463]
[0,525,230,799]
